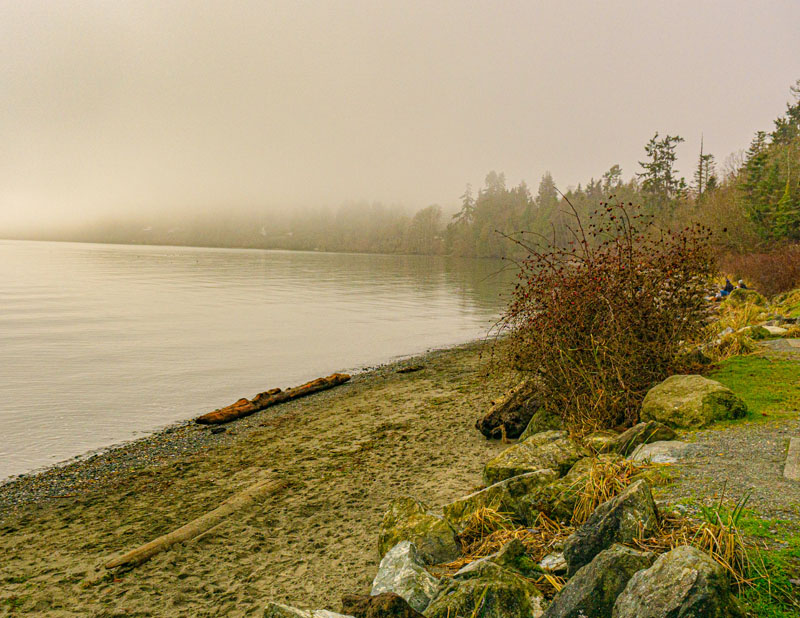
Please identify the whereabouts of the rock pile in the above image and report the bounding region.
[267,374,750,618]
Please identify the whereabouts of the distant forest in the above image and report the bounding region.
[28,80,800,258]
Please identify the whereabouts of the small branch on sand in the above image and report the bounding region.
[103,478,286,570]
[195,373,351,425]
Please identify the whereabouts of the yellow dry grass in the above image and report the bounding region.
[569,458,657,525]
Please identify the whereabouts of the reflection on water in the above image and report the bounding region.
[0,240,513,479]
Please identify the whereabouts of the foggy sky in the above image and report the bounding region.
[2,1,799,231]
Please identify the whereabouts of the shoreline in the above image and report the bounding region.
[0,337,514,615]
[0,337,501,511]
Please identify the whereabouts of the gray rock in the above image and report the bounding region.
[539,552,567,574]
[454,539,540,580]
[607,421,677,455]
[640,375,747,428]
[264,602,353,618]
[371,542,439,613]
[613,545,745,617]
[378,497,459,565]
[441,469,558,532]
[519,407,564,441]
[764,325,788,335]
[482,431,584,486]
[563,480,658,576]
[543,544,655,618]
[629,440,703,464]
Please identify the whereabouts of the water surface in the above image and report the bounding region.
[0,240,512,480]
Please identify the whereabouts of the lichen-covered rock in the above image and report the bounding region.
[563,480,658,576]
[342,593,425,618]
[606,421,677,455]
[640,375,747,429]
[519,408,564,441]
[516,456,620,524]
[482,431,584,486]
[476,380,542,439]
[726,288,767,306]
[613,545,745,618]
[585,430,619,453]
[264,602,353,618]
[764,325,788,335]
[371,542,439,612]
[543,544,655,618]
[424,553,543,618]
[378,497,459,565]
[441,469,558,532]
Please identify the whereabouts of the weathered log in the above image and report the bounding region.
[195,373,351,425]
[104,478,286,570]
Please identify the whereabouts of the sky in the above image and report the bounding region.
[1,1,799,231]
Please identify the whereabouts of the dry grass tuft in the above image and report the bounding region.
[715,300,770,333]
[704,331,760,362]
[569,458,656,525]
[439,509,572,597]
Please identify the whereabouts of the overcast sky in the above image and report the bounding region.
[1,1,799,230]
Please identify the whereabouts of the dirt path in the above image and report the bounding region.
[0,342,512,617]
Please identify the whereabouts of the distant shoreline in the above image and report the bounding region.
[1,235,504,260]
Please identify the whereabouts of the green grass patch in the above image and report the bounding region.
[708,355,800,419]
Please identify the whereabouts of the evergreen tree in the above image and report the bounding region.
[637,132,686,210]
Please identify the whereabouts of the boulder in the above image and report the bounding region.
[606,421,677,455]
[584,430,619,453]
[483,431,584,486]
[441,469,558,532]
[629,440,703,464]
[265,603,352,618]
[341,593,424,618]
[371,542,439,612]
[764,325,788,335]
[424,550,544,618]
[515,456,608,524]
[613,545,745,618]
[519,407,564,441]
[563,480,658,575]
[378,497,459,565]
[543,544,655,618]
[476,380,542,439]
[640,375,747,429]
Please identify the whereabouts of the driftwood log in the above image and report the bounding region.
[195,373,351,425]
[104,478,286,570]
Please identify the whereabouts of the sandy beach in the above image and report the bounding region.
[0,341,513,617]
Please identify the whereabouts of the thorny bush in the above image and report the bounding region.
[498,200,715,435]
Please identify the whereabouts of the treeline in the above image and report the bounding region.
[24,80,799,257]
[447,78,800,257]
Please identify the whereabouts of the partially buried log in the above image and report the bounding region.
[195,373,351,425]
[104,478,286,570]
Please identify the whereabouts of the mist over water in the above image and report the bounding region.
[0,240,512,480]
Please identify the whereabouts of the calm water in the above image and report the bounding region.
[0,240,512,480]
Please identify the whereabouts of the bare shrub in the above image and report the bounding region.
[719,245,800,297]
[498,200,715,435]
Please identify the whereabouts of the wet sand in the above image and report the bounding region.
[0,341,512,617]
